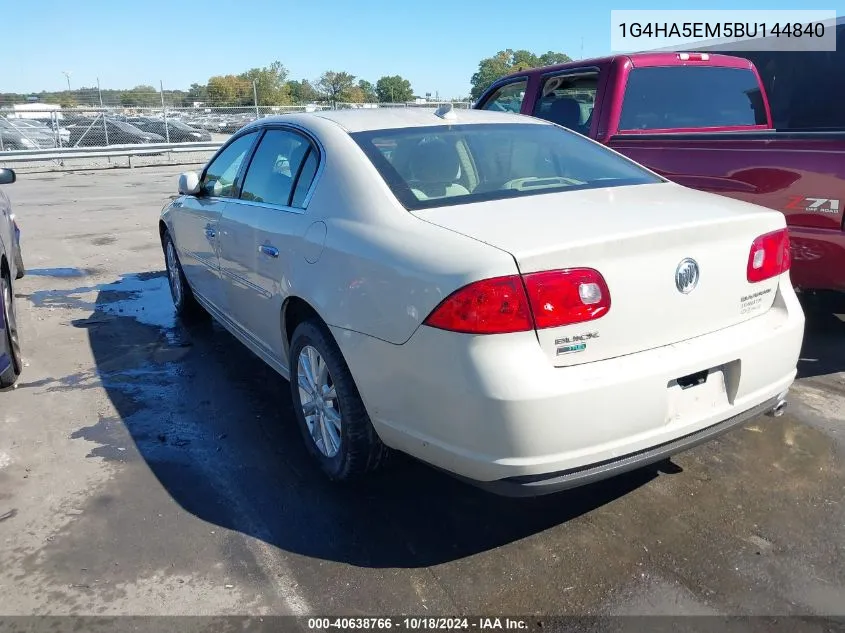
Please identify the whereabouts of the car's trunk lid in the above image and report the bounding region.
[414,182,786,366]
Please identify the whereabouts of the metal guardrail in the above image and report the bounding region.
[0,141,223,163]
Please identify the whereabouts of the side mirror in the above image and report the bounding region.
[177,171,200,195]
[0,168,16,185]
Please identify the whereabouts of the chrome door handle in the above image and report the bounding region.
[258,244,279,258]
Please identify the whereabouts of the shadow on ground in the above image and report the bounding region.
[20,270,678,569]
[797,291,845,380]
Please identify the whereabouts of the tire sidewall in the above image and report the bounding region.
[164,233,189,313]
[289,321,353,479]
[0,273,21,384]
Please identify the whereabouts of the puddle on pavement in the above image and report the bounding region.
[25,271,179,335]
[25,267,98,278]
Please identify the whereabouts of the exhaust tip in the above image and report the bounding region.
[768,399,788,417]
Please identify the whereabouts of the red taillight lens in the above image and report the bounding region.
[423,275,533,334]
[423,268,611,334]
[747,228,791,283]
[523,268,611,328]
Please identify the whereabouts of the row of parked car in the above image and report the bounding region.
[0,113,221,150]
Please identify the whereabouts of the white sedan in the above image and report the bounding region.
[159,106,804,495]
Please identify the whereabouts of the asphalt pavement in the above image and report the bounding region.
[0,166,843,618]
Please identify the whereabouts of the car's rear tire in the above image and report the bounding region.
[289,319,390,481]
[0,272,22,388]
[163,231,204,320]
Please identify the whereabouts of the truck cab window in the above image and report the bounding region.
[533,74,598,135]
[479,80,528,113]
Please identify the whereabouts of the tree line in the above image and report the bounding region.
[0,49,571,109]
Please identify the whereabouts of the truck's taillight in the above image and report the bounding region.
[423,275,533,334]
[523,268,611,328]
[423,268,611,334]
[678,52,710,61]
[747,228,791,283]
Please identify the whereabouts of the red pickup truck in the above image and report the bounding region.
[474,51,845,293]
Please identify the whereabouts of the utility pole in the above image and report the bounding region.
[62,70,72,92]
[160,80,170,143]
[97,77,109,146]
[253,80,259,118]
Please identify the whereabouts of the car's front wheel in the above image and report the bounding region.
[289,319,390,481]
[0,271,22,388]
[163,231,204,319]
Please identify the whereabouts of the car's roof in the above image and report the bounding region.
[252,107,547,133]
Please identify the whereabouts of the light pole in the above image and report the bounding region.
[62,70,72,92]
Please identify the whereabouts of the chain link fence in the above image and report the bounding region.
[1,102,473,151]
[0,82,472,171]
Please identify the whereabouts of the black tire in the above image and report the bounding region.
[0,272,22,388]
[162,231,205,320]
[289,319,390,481]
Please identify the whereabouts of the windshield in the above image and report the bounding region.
[351,123,663,210]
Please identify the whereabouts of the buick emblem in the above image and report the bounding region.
[675,258,700,294]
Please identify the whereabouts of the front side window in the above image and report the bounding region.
[619,66,767,131]
[533,73,598,135]
[352,123,662,211]
[240,129,315,207]
[479,80,527,113]
[201,131,259,198]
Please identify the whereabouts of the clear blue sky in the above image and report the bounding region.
[0,0,836,98]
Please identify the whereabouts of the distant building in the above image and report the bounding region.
[9,102,63,120]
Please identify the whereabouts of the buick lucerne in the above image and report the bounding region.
[159,107,804,496]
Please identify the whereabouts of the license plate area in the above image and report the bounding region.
[666,360,740,425]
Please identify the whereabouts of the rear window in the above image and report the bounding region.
[351,123,663,211]
[619,66,767,131]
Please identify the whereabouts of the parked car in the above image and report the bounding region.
[66,118,165,147]
[3,118,57,149]
[0,119,40,151]
[159,108,804,495]
[475,51,845,294]
[127,118,212,142]
[0,168,24,388]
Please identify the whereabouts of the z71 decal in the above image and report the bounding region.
[784,196,841,214]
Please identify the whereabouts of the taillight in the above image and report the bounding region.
[523,268,610,328]
[423,275,533,334]
[423,268,611,334]
[747,228,791,283]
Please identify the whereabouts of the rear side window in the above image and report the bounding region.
[240,129,313,207]
[619,66,767,131]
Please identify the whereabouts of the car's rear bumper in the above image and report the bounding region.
[334,281,805,492]
[467,395,782,497]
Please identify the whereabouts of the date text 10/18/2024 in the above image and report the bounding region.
[308,618,529,630]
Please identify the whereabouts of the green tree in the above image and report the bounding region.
[288,79,318,104]
[239,60,290,105]
[185,83,208,105]
[357,80,378,103]
[206,75,252,106]
[539,51,573,66]
[375,75,413,103]
[317,71,357,103]
[469,49,571,99]
[119,85,160,107]
[345,86,366,103]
